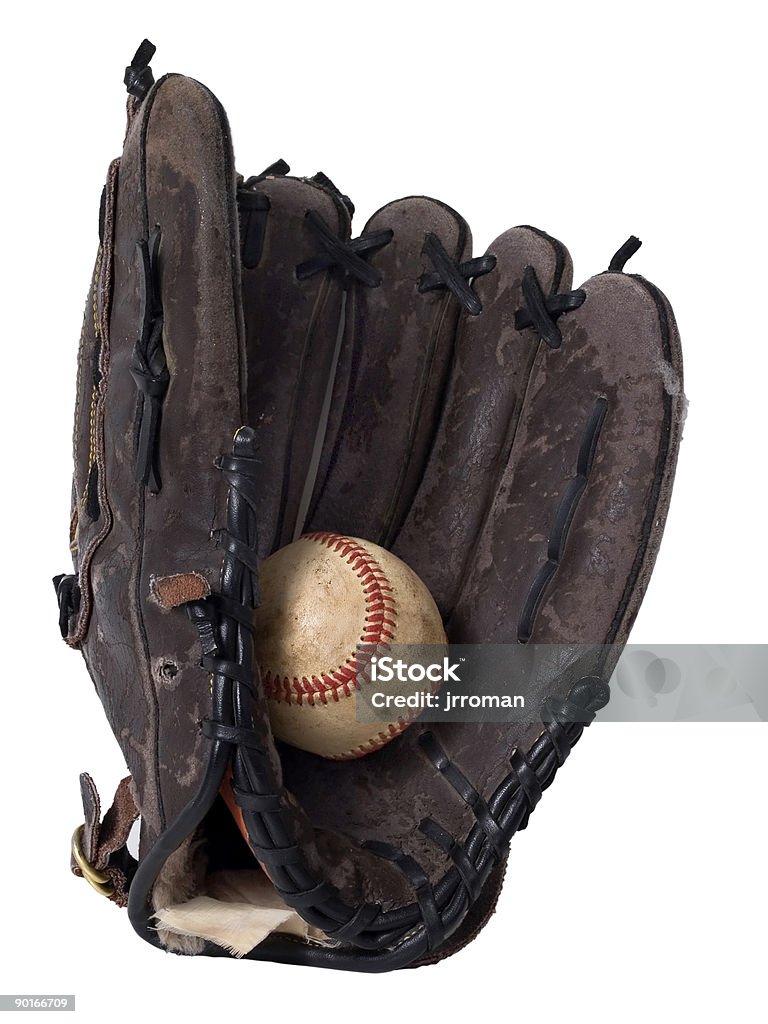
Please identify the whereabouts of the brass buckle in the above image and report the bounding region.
[71,825,114,898]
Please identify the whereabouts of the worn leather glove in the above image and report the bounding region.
[56,40,684,971]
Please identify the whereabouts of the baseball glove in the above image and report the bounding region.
[56,41,684,971]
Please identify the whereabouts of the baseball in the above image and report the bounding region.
[253,532,446,759]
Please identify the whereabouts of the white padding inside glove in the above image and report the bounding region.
[154,869,330,957]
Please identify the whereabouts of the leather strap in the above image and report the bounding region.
[71,773,139,908]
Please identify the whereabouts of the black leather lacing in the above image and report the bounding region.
[85,460,101,521]
[507,748,543,827]
[84,336,103,521]
[363,841,443,951]
[52,574,80,640]
[518,397,608,643]
[359,675,608,958]
[208,437,340,909]
[238,190,271,270]
[201,720,265,751]
[212,450,262,590]
[418,233,496,316]
[241,159,291,187]
[419,672,608,853]
[417,819,484,903]
[297,210,393,287]
[185,600,219,657]
[608,235,642,273]
[419,733,508,861]
[239,164,357,271]
[124,39,156,100]
[514,266,586,348]
[127,435,272,948]
[131,230,168,493]
[98,185,107,245]
[238,163,291,270]
[543,675,610,728]
[310,171,355,218]
[196,575,611,960]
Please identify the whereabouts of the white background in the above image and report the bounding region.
[1,2,765,1021]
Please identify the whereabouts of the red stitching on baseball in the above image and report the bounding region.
[262,532,398,707]
[329,718,418,761]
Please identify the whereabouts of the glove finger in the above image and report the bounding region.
[450,257,684,660]
[393,225,574,617]
[142,77,256,835]
[305,197,473,546]
[238,172,351,556]
[78,74,250,841]
[141,77,245,575]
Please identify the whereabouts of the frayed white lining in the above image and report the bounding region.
[155,869,330,957]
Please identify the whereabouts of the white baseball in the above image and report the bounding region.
[253,532,446,759]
